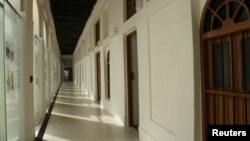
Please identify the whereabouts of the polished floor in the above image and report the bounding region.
[41,82,140,141]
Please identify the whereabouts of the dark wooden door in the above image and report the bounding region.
[126,31,139,128]
[201,1,250,140]
[202,30,250,140]
[96,53,101,102]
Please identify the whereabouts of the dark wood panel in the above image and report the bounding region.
[205,89,250,98]
[215,95,224,124]
[201,20,250,40]
[224,96,234,124]
[207,94,215,124]
[233,32,244,92]
[201,1,250,141]
[235,97,246,124]
[247,100,250,124]
[243,31,250,92]
[207,40,214,88]
[222,35,233,90]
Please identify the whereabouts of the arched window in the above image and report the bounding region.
[203,0,250,32]
[201,0,250,140]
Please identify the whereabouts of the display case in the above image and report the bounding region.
[34,36,41,124]
[5,2,22,140]
[0,3,6,141]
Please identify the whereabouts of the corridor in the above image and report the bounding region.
[41,83,139,141]
[3,0,249,140]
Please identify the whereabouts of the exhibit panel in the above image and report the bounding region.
[4,2,22,140]
[45,48,50,109]
[33,36,41,124]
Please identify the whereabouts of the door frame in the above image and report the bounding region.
[95,52,101,102]
[106,51,110,100]
[124,29,138,126]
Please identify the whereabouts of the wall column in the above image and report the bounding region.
[20,0,35,140]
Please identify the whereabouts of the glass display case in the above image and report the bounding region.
[5,2,22,140]
[45,47,50,109]
[0,2,6,141]
[34,36,41,124]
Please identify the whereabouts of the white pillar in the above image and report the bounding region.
[20,0,35,140]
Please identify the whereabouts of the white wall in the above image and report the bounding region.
[138,0,195,140]
[72,0,207,140]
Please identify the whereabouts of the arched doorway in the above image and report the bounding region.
[201,0,250,140]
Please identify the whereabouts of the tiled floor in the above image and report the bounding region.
[42,83,140,141]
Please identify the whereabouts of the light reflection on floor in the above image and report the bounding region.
[42,83,139,141]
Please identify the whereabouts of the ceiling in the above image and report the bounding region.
[50,0,97,55]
